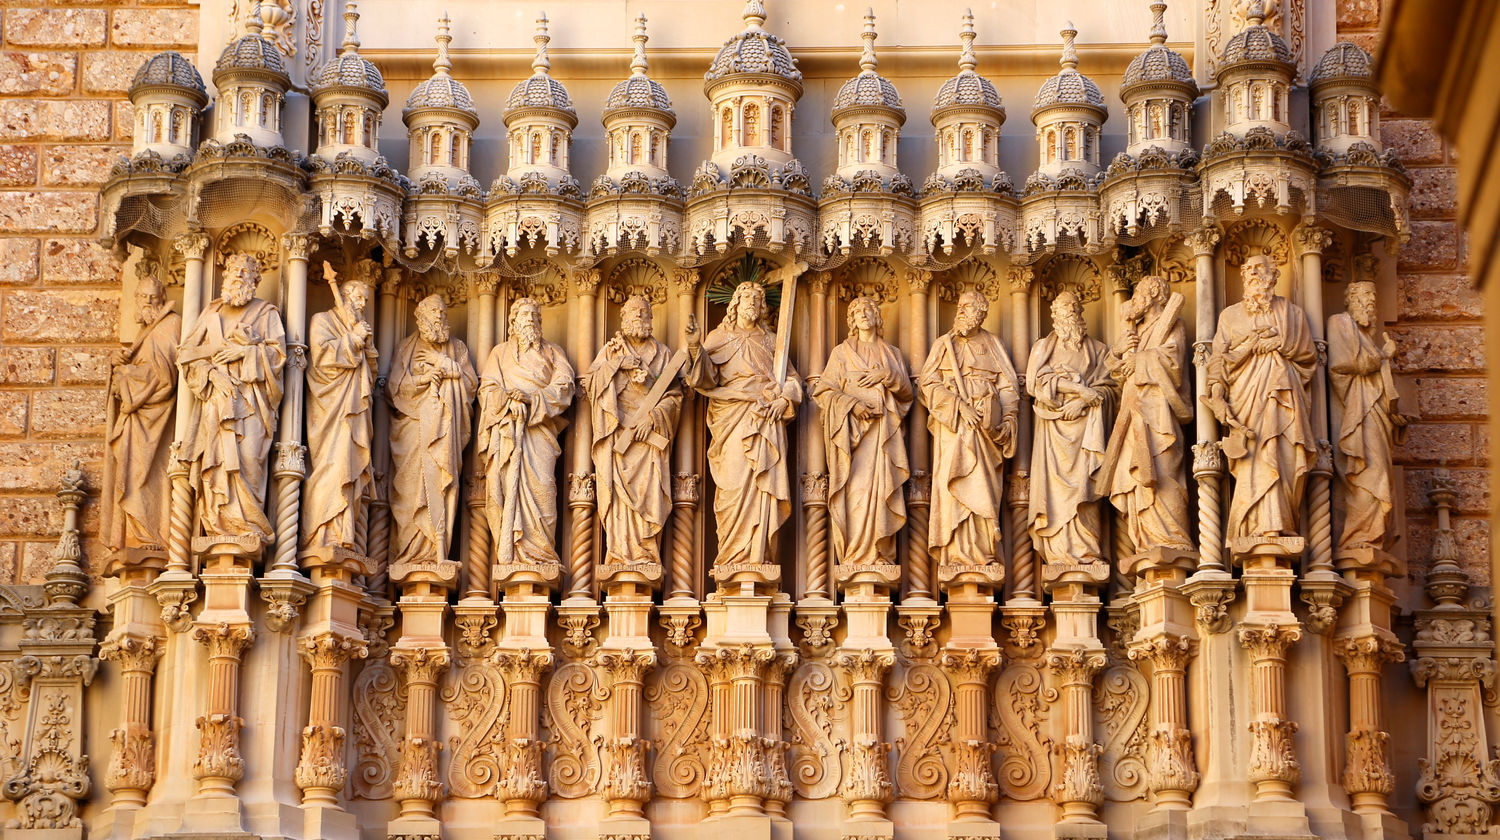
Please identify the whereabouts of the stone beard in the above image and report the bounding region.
[301,279,377,551]
[1027,291,1116,566]
[1206,257,1317,541]
[686,281,802,569]
[812,296,911,568]
[1097,277,1195,553]
[918,290,1019,568]
[178,254,286,544]
[104,278,181,562]
[387,296,477,567]
[585,295,681,567]
[477,298,575,570]
[1328,281,1405,552]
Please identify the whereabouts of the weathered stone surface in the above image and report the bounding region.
[20,535,104,583]
[3,8,107,47]
[1,290,118,342]
[0,392,28,439]
[0,542,17,586]
[40,143,126,185]
[0,51,78,96]
[0,238,40,285]
[1407,166,1459,219]
[81,50,146,94]
[1381,119,1445,165]
[0,441,100,493]
[1398,273,1483,320]
[1405,467,1490,514]
[57,346,109,384]
[1336,0,1379,28]
[41,238,119,285]
[0,102,39,140]
[109,9,197,47]
[0,100,110,141]
[1415,377,1488,419]
[1407,515,1491,585]
[114,100,134,140]
[29,387,105,438]
[1394,422,1475,465]
[0,191,97,234]
[0,347,54,384]
[0,495,57,536]
[1389,325,1485,373]
[1398,221,1461,271]
[0,144,38,187]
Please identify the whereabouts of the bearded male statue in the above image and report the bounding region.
[477,297,575,572]
[104,268,180,570]
[1096,275,1195,562]
[1205,254,1317,546]
[301,261,378,554]
[586,295,681,569]
[179,253,286,546]
[388,294,477,569]
[1027,290,1116,570]
[812,296,912,571]
[685,281,802,570]
[918,290,1020,572]
[1328,279,1408,555]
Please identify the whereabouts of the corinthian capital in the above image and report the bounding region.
[281,233,316,261]
[173,231,211,260]
[1294,223,1335,254]
[1184,224,1222,257]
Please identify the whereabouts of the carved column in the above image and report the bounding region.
[389,646,450,825]
[295,633,368,813]
[366,264,403,597]
[668,268,701,603]
[1334,636,1403,814]
[270,233,313,575]
[1006,265,1036,601]
[493,649,554,821]
[1239,625,1303,801]
[837,649,895,830]
[465,273,500,602]
[101,633,164,809]
[598,648,657,823]
[803,271,831,600]
[566,268,602,600]
[1046,648,1108,828]
[190,622,256,797]
[162,230,209,577]
[762,649,797,819]
[1185,225,1225,573]
[1127,636,1198,809]
[941,650,1002,825]
[904,268,933,601]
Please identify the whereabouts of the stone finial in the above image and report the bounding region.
[1246,0,1266,26]
[1150,2,1168,46]
[958,9,978,73]
[859,8,879,74]
[630,12,649,77]
[743,0,767,29]
[532,12,552,76]
[433,12,453,76]
[1425,467,1469,608]
[341,0,361,54]
[1060,22,1079,72]
[44,461,88,608]
[246,0,265,38]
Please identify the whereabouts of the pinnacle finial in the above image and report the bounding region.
[1246,0,1266,25]
[958,9,977,73]
[341,0,361,54]
[859,8,879,74]
[532,12,551,75]
[433,12,453,76]
[1149,2,1168,45]
[743,0,767,29]
[1060,22,1079,72]
[630,12,649,77]
[245,0,264,38]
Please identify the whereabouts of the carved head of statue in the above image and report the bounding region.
[511,297,543,350]
[342,280,373,318]
[846,296,884,338]
[135,269,166,325]
[1345,280,1377,328]
[621,294,653,341]
[724,281,770,332]
[1129,275,1170,322]
[1241,254,1279,314]
[953,290,988,337]
[415,294,450,345]
[222,253,262,308]
[1051,290,1087,348]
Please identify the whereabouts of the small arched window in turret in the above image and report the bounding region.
[1171,104,1184,140]
[860,128,873,162]
[1350,100,1364,136]
[884,129,895,165]
[771,105,785,150]
[962,128,974,162]
[364,115,375,148]
[528,130,542,165]
[721,108,733,149]
[344,110,357,145]
[651,133,662,167]
[1149,103,1164,140]
[745,103,761,146]
[1064,126,1078,161]
[551,131,562,166]
[428,131,441,166]
[1045,128,1058,165]
[1272,87,1283,122]
[260,93,272,127]
[172,108,185,146]
[631,132,643,165]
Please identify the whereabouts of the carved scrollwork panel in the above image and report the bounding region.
[994,663,1052,801]
[888,661,951,799]
[545,661,604,798]
[645,661,709,799]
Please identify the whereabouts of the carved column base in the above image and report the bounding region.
[302,798,361,840]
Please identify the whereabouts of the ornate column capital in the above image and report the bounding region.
[595,647,657,682]
[1294,223,1335,255]
[572,268,603,295]
[1184,224,1222,258]
[808,270,832,296]
[1008,265,1035,293]
[834,647,895,683]
[1127,634,1194,672]
[939,647,1002,683]
[492,647,556,682]
[390,645,451,684]
[191,621,256,659]
[671,268,700,294]
[173,231,211,260]
[1238,624,1302,662]
[299,632,369,670]
[1045,648,1107,685]
[281,233,316,262]
[1334,634,1406,674]
[905,268,933,293]
[99,632,165,673]
[471,272,501,296]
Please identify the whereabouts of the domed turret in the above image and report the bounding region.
[1120,2,1196,155]
[703,0,803,169]
[1032,24,1107,178]
[1215,0,1295,137]
[930,10,1005,181]
[310,0,388,163]
[128,51,207,159]
[602,13,675,181]
[830,9,904,179]
[1310,41,1381,155]
[402,13,480,188]
[503,13,578,185]
[210,0,290,147]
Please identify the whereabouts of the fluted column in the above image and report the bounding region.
[270,233,313,575]
[191,622,256,796]
[1046,648,1108,825]
[598,648,657,819]
[1334,636,1404,813]
[1127,636,1199,809]
[390,646,450,820]
[493,649,554,817]
[837,649,896,822]
[1239,626,1303,801]
[295,633,368,806]
[100,634,165,808]
[941,650,1001,821]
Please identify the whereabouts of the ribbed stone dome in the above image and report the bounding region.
[1033,25,1105,114]
[214,32,286,77]
[507,75,575,113]
[406,74,476,115]
[1221,4,1293,68]
[934,71,1001,110]
[311,52,385,95]
[1123,45,1193,87]
[1310,41,1373,84]
[705,1,802,84]
[604,75,673,116]
[132,51,206,95]
[834,73,902,112]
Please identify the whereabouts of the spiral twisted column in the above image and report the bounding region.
[164,232,209,575]
[669,474,699,599]
[669,268,702,601]
[1187,226,1225,572]
[565,270,601,600]
[802,272,831,599]
[366,265,404,599]
[905,269,934,600]
[1008,266,1036,598]
[269,234,313,574]
[1296,224,1336,574]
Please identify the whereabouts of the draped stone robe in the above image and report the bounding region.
[1027,332,1116,565]
[105,308,181,556]
[685,323,802,569]
[477,337,575,569]
[586,336,681,567]
[179,297,286,543]
[918,329,1019,568]
[1328,312,1401,550]
[387,334,476,567]
[812,336,912,568]
[1096,294,1194,552]
[301,308,377,550]
[1207,296,1317,541]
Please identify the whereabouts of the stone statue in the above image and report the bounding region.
[585,294,682,568]
[179,253,286,544]
[918,290,1019,569]
[301,260,378,553]
[104,267,180,567]
[387,294,477,568]
[1205,255,1317,544]
[812,296,912,569]
[1027,290,1116,568]
[685,281,802,569]
[477,297,575,570]
[1328,279,1408,553]
[1096,276,1195,556]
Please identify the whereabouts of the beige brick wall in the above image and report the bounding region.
[0,0,196,583]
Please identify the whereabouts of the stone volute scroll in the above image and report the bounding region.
[917,289,1019,586]
[104,261,181,576]
[812,295,912,586]
[1027,289,1117,587]
[1097,275,1196,577]
[299,259,379,574]
[585,294,684,585]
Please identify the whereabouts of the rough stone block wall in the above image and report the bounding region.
[0,0,197,585]
[1335,0,1490,585]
